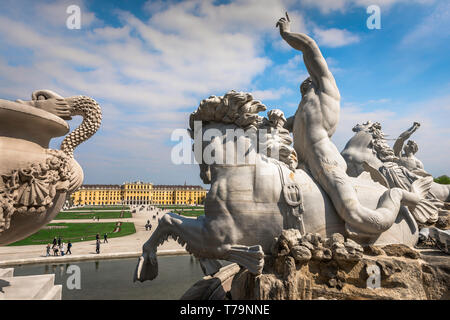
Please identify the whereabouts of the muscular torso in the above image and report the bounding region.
[398,155,424,172]
[292,85,346,175]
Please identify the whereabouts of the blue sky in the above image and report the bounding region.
[0,0,448,185]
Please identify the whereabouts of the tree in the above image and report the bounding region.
[434,175,450,185]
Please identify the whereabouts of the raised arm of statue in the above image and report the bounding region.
[276,13,338,99]
[393,122,420,156]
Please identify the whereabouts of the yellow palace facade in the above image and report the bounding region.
[70,181,208,206]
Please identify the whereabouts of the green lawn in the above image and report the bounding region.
[157,205,204,210]
[9,222,136,246]
[173,209,205,217]
[69,205,130,211]
[54,211,132,220]
[156,205,205,217]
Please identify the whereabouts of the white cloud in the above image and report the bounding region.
[300,0,435,14]
[0,0,447,184]
[0,0,308,184]
[251,87,293,101]
[277,54,310,84]
[313,27,360,47]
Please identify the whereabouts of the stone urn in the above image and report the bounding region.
[0,90,102,245]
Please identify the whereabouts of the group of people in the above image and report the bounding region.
[95,233,108,254]
[45,233,109,256]
[46,236,72,257]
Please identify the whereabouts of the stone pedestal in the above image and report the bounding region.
[0,268,61,300]
[181,246,449,300]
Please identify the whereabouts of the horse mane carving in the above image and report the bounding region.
[355,121,398,163]
[188,90,298,170]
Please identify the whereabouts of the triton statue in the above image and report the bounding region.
[134,13,440,282]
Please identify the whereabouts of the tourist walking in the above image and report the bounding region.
[103,233,108,243]
[57,236,61,247]
[67,241,72,255]
[60,243,65,256]
[96,239,100,254]
[46,244,51,257]
[53,246,59,256]
[52,237,57,248]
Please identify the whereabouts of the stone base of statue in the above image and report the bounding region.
[181,230,449,300]
[0,268,61,300]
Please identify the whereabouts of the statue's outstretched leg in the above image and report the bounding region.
[318,166,436,238]
[134,212,264,282]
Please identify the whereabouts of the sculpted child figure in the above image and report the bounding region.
[276,13,436,236]
[393,122,428,176]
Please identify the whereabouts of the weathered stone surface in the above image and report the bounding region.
[291,245,312,263]
[274,238,290,257]
[344,239,363,252]
[364,245,385,256]
[419,250,450,299]
[279,229,302,249]
[382,244,420,259]
[436,214,450,230]
[181,263,241,300]
[299,238,315,251]
[312,248,332,262]
[376,260,402,277]
[330,233,345,244]
[182,244,449,300]
[221,249,449,300]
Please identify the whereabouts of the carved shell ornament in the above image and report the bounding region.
[0,95,102,233]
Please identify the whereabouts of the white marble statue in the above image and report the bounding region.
[133,14,440,282]
[393,122,427,175]
[341,121,450,210]
[275,13,436,235]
